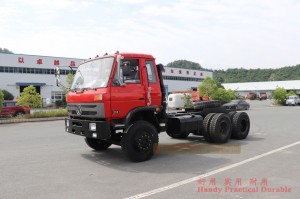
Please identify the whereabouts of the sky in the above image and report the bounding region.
[1,0,300,69]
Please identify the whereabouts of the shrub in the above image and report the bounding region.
[287,90,297,97]
[198,77,218,98]
[30,109,68,118]
[0,89,4,111]
[17,85,42,108]
[55,100,63,107]
[271,87,287,105]
[183,94,193,108]
[211,88,232,104]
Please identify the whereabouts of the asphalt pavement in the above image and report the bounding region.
[0,100,299,199]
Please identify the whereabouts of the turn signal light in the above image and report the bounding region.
[94,94,103,101]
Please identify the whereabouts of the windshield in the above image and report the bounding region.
[71,57,114,90]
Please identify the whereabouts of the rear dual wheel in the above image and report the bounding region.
[202,113,216,142]
[209,113,232,143]
[231,112,250,139]
[203,113,232,143]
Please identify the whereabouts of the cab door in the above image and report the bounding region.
[144,59,162,106]
[110,58,147,119]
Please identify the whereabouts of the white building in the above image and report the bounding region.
[0,53,212,104]
[0,53,84,104]
[162,66,212,94]
[222,80,300,97]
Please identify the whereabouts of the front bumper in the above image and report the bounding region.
[65,118,111,140]
[286,101,295,105]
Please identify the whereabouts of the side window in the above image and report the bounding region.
[6,102,16,107]
[122,59,140,84]
[146,60,157,83]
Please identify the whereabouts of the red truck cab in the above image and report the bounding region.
[0,100,30,117]
[66,53,162,123]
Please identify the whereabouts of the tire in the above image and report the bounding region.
[15,111,24,118]
[85,138,112,150]
[121,121,158,162]
[228,111,237,121]
[194,100,221,110]
[231,112,250,140]
[209,113,232,143]
[228,111,237,139]
[202,113,216,142]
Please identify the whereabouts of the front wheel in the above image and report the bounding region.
[15,111,24,118]
[121,121,158,162]
[85,138,112,150]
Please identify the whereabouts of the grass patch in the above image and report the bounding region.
[29,109,68,118]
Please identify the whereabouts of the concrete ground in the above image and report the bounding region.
[0,100,299,199]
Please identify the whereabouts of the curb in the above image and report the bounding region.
[0,117,65,125]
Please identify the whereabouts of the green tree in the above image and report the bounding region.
[0,48,13,54]
[0,89,4,111]
[198,77,237,104]
[62,73,75,95]
[198,77,218,97]
[166,60,202,70]
[17,85,42,108]
[227,89,238,100]
[183,93,193,108]
[61,73,74,106]
[2,89,14,100]
[211,88,231,104]
[287,90,297,97]
[212,64,300,83]
[271,87,287,105]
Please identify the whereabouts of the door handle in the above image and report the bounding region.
[139,98,145,100]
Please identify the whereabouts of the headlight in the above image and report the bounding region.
[66,120,69,127]
[89,123,96,131]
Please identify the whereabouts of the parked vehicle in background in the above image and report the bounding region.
[167,93,185,109]
[286,95,300,106]
[223,99,250,111]
[0,101,30,117]
[259,93,267,100]
[246,92,257,100]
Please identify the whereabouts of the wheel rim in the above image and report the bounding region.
[240,118,248,132]
[220,121,229,136]
[135,131,152,152]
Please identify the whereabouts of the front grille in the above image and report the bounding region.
[67,103,105,118]
[69,110,98,116]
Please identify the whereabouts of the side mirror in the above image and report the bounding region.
[54,66,69,90]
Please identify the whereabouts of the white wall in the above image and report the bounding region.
[0,72,67,100]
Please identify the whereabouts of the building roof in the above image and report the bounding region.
[222,80,300,91]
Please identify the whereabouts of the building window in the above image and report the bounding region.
[0,66,73,75]
[162,75,204,82]
[51,91,64,102]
